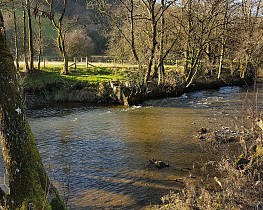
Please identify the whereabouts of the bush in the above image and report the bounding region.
[65,28,94,59]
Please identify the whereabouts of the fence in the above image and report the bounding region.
[19,56,218,71]
[27,56,118,69]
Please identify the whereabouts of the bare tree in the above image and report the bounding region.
[155,0,178,85]
[46,0,69,75]
[99,0,176,86]
[95,0,142,65]
[175,0,236,86]
[141,0,159,84]
[237,0,263,79]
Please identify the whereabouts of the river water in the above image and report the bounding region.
[1,85,263,209]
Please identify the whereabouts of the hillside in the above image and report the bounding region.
[3,0,108,58]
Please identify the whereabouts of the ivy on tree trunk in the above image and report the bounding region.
[0,11,65,210]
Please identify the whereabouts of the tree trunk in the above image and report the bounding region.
[218,0,229,79]
[218,37,225,79]
[12,1,19,71]
[144,1,158,85]
[22,2,29,72]
[129,0,140,65]
[185,49,202,87]
[26,0,34,72]
[157,0,165,85]
[37,15,42,71]
[47,0,69,74]
[58,29,69,74]
[0,12,65,210]
[62,53,69,74]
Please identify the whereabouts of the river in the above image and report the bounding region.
[1,85,262,209]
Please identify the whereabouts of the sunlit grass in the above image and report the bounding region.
[20,60,189,90]
[22,64,127,89]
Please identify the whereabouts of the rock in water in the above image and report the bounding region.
[149,158,170,169]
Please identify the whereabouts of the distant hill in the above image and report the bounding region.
[3,0,109,59]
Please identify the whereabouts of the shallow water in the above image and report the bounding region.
[1,85,263,209]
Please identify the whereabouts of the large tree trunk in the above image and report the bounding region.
[0,12,65,210]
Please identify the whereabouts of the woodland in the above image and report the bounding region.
[1,0,263,85]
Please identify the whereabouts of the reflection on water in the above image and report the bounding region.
[0,85,262,209]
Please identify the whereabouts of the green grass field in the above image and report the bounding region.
[22,61,133,89]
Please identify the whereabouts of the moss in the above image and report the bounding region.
[0,14,66,210]
[50,197,66,210]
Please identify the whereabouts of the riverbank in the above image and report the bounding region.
[148,129,263,210]
[22,67,254,108]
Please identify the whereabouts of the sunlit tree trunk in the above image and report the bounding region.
[182,0,226,86]
[129,0,140,65]
[157,0,165,85]
[143,0,158,85]
[218,0,229,79]
[0,11,65,210]
[183,0,193,82]
[58,28,69,74]
[155,0,178,85]
[183,0,203,86]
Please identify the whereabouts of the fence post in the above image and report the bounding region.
[74,57,77,70]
